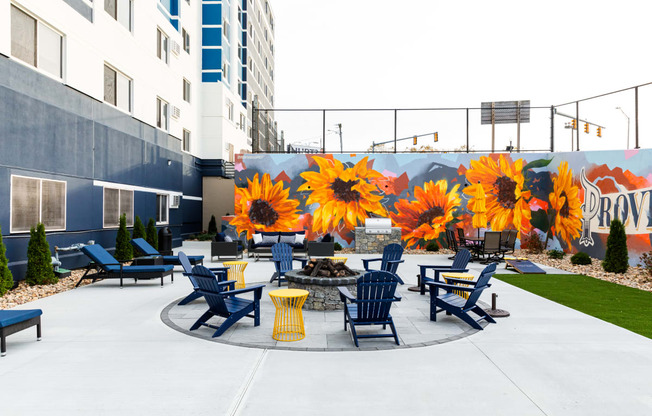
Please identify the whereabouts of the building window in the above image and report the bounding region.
[239,113,246,131]
[105,0,132,31]
[226,99,234,121]
[183,79,191,102]
[103,188,133,228]
[222,62,230,83]
[104,64,132,112]
[183,129,190,152]
[11,176,66,233]
[156,194,169,225]
[11,5,63,79]
[182,28,190,53]
[157,28,169,63]
[157,97,169,130]
[223,19,230,41]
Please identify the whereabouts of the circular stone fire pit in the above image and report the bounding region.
[285,269,364,310]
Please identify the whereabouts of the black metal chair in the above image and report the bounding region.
[480,231,504,263]
[445,229,459,260]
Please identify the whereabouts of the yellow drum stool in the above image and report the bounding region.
[223,261,248,289]
[328,257,348,264]
[269,289,309,342]
[441,272,475,299]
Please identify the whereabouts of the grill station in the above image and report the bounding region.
[355,218,401,253]
[364,218,393,235]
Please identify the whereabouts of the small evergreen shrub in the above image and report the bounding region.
[570,252,592,265]
[146,218,158,250]
[521,231,545,254]
[0,226,14,296]
[25,223,58,286]
[195,233,214,241]
[133,216,146,240]
[425,241,439,252]
[547,249,565,259]
[333,242,343,251]
[602,218,629,273]
[208,215,218,234]
[114,213,133,261]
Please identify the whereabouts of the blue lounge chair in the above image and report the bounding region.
[189,265,264,337]
[78,244,174,288]
[270,243,308,287]
[361,243,405,282]
[177,252,230,305]
[0,309,42,357]
[338,270,402,347]
[418,249,472,295]
[426,263,497,330]
[130,238,204,266]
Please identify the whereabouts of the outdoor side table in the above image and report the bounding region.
[269,289,309,342]
[441,272,474,299]
[132,256,164,266]
[223,261,248,289]
[328,257,348,264]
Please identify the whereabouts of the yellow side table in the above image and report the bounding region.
[328,257,348,264]
[223,261,248,289]
[269,289,309,342]
[441,272,475,299]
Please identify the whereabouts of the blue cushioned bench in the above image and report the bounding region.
[0,309,42,357]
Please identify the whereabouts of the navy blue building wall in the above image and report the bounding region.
[0,56,203,282]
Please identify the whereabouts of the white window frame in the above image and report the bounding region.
[226,99,234,121]
[182,27,190,53]
[10,175,67,233]
[157,97,169,131]
[182,129,190,152]
[104,0,133,32]
[103,187,134,228]
[157,28,169,64]
[104,63,132,113]
[183,78,191,103]
[156,194,169,225]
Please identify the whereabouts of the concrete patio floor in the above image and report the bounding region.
[1,241,651,415]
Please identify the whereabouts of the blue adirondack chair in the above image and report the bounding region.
[426,263,498,330]
[270,243,308,287]
[338,270,402,347]
[418,248,472,295]
[189,265,264,337]
[361,243,405,280]
[177,252,230,305]
[130,238,204,266]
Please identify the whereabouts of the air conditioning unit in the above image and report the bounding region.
[169,195,181,209]
[170,40,181,56]
[171,105,181,119]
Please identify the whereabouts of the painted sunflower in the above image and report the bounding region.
[549,161,582,247]
[464,155,532,235]
[298,156,386,232]
[230,173,300,239]
[390,180,461,247]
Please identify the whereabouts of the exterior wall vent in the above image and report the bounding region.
[170,40,181,56]
[170,194,181,209]
[171,105,181,119]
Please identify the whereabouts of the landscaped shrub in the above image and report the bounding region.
[521,231,545,254]
[425,241,439,252]
[146,218,158,250]
[195,233,214,241]
[570,252,592,265]
[333,242,343,251]
[133,216,146,240]
[114,213,133,261]
[639,252,652,277]
[208,215,218,235]
[25,223,57,286]
[547,249,565,259]
[0,226,14,296]
[602,218,629,273]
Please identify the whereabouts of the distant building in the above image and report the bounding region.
[0,0,280,280]
[287,143,321,154]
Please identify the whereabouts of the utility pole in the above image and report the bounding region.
[337,123,343,153]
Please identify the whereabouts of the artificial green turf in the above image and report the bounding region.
[494,274,652,339]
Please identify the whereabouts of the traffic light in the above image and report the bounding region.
[597,127,602,137]
[413,136,417,145]
[571,119,577,129]
[584,123,589,133]
[434,132,439,142]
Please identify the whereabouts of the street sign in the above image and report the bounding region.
[481,100,530,125]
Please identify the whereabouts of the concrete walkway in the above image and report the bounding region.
[1,241,651,415]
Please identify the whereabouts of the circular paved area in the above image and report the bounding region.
[161,283,487,351]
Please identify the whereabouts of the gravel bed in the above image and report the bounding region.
[0,268,93,309]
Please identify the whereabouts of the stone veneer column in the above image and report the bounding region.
[354,227,402,253]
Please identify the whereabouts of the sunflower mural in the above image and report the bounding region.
[298,156,386,233]
[230,173,300,239]
[390,180,461,248]
[548,161,583,247]
[463,154,532,235]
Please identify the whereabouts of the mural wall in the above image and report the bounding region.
[231,150,652,264]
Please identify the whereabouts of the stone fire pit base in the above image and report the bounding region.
[285,269,364,310]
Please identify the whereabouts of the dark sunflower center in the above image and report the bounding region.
[559,191,570,218]
[417,206,446,226]
[248,199,278,226]
[331,178,361,203]
[494,176,518,209]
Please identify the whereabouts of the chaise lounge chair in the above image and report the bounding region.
[130,238,204,266]
[0,309,42,357]
[77,244,174,288]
